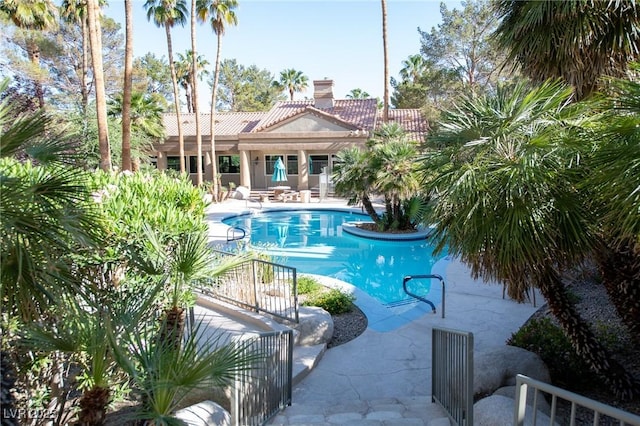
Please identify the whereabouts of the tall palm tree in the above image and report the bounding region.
[399,54,426,84]
[175,50,209,113]
[493,0,640,100]
[428,80,640,400]
[275,68,308,101]
[190,0,204,185]
[197,0,238,201]
[60,0,90,112]
[144,0,189,173]
[586,70,640,343]
[381,0,389,122]
[121,0,134,171]
[86,0,111,171]
[0,0,58,108]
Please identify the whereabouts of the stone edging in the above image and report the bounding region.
[341,222,431,241]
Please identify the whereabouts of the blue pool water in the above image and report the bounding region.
[222,209,447,306]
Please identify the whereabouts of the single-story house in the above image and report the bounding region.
[153,79,429,191]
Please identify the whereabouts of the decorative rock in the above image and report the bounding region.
[234,186,250,200]
[474,395,557,426]
[474,346,551,398]
[291,306,334,346]
[174,400,230,426]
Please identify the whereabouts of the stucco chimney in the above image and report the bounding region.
[313,79,334,109]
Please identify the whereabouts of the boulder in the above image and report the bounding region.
[474,395,557,426]
[234,186,250,200]
[174,400,230,426]
[290,306,333,346]
[474,346,550,398]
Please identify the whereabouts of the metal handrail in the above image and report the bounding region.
[245,197,263,210]
[514,374,640,425]
[226,226,246,242]
[402,274,446,318]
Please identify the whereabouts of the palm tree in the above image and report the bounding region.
[586,70,640,343]
[190,0,204,185]
[60,0,90,112]
[144,0,189,173]
[86,0,111,171]
[197,0,238,201]
[108,91,165,139]
[399,54,426,84]
[428,80,640,400]
[381,0,389,122]
[121,0,134,171]
[0,0,58,108]
[274,68,308,101]
[1,77,98,416]
[332,124,425,231]
[346,88,370,99]
[493,0,640,100]
[175,50,210,113]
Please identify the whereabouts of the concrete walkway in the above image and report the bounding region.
[202,197,541,425]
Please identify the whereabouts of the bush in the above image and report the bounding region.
[297,276,322,294]
[507,317,597,390]
[303,288,355,315]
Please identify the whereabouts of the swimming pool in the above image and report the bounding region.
[222,209,447,307]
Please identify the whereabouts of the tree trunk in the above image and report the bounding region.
[77,385,110,426]
[86,0,111,171]
[160,306,185,349]
[362,194,382,226]
[25,36,45,109]
[81,19,89,114]
[165,25,186,173]
[121,0,133,172]
[596,238,640,346]
[381,0,389,122]
[538,267,640,400]
[191,0,203,186]
[209,33,222,200]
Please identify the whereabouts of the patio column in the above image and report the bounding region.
[240,149,252,190]
[298,149,309,190]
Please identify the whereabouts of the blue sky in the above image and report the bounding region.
[105,0,457,101]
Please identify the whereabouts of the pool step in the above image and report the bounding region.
[384,298,419,308]
[267,397,451,425]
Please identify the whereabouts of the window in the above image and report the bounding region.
[218,155,240,173]
[287,155,298,175]
[167,156,182,171]
[189,156,204,174]
[309,155,329,175]
[265,155,283,175]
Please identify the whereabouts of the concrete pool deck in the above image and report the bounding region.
[203,197,541,425]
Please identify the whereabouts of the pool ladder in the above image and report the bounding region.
[226,226,246,242]
[402,274,446,318]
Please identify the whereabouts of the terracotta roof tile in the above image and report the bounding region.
[162,112,266,138]
[251,98,379,132]
[379,109,429,142]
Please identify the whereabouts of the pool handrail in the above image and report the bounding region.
[402,274,445,318]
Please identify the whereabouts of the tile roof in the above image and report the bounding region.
[162,112,266,138]
[161,101,429,141]
[379,109,430,142]
[250,98,379,133]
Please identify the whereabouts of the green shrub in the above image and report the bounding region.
[507,317,597,390]
[303,289,355,315]
[297,276,322,295]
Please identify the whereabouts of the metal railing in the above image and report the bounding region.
[204,251,299,323]
[227,226,246,242]
[403,274,446,318]
[432,327,474,426]
[233,329,293,426]
[514,374,640,426]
